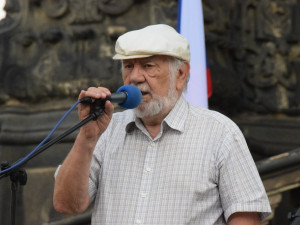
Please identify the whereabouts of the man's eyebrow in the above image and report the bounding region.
[123,60,134,64]
[140,57,157,63]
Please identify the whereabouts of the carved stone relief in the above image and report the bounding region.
[204,0,300,115]
[0,0,138,106]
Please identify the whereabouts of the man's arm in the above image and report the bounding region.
[53,133,96,214]
[53,88,114,214]
[228,212,261,225]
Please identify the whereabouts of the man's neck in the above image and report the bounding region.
[139,95,181,139]
[140,107,171,139]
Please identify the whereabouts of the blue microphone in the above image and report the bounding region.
[116,85,142,109]
[81,85,142,109]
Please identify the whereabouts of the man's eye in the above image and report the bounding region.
[145,64,154,68]
[124,64,133,69]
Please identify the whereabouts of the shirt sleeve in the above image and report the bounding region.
[54,165,61,179]
[216,124,272,222]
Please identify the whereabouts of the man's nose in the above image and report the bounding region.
[128,63,145,84]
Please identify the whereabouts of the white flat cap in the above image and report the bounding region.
[113,24,190,61]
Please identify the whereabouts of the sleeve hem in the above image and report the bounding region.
[224,202,272,222]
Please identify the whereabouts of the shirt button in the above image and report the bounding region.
[146,167,152,172]
[141,193,147,198]
[150,141,155,147]
[136,219,141,224]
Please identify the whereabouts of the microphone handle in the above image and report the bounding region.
[108,92,128,104]
[80,91,127,105]
[92,91,127,111]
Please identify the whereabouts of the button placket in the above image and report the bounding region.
[133,140,157,225]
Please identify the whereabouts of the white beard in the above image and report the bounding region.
[133,80,179,118]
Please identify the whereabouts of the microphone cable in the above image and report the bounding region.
[0,99,84,177]
[0,84,142,178]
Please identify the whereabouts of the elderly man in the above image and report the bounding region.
[53,24,271,225]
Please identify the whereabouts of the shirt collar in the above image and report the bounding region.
[125,95,189,134]
[124,111,137,133]
[163,95,188,133]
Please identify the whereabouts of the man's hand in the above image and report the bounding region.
[78,87,114,141]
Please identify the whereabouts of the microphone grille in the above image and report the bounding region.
[117,85,142,109]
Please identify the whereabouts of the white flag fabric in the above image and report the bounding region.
[178,0,208,108]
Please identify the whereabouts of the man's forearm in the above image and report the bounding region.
[228,212,261,225]
[53,133,96,214]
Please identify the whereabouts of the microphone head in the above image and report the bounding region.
[117,85,142,109]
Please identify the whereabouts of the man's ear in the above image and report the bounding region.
[176,61,190,91]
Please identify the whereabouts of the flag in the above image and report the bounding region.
[206,58,212,98]
[177,0,212,108]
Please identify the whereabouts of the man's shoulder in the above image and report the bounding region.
[189,105,229,122]
[188,105,240,131]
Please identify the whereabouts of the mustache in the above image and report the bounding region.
[131,83,151,93]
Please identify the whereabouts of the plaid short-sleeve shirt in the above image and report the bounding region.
[88,96,271,225]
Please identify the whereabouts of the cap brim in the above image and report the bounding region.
[112,54,153,60]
